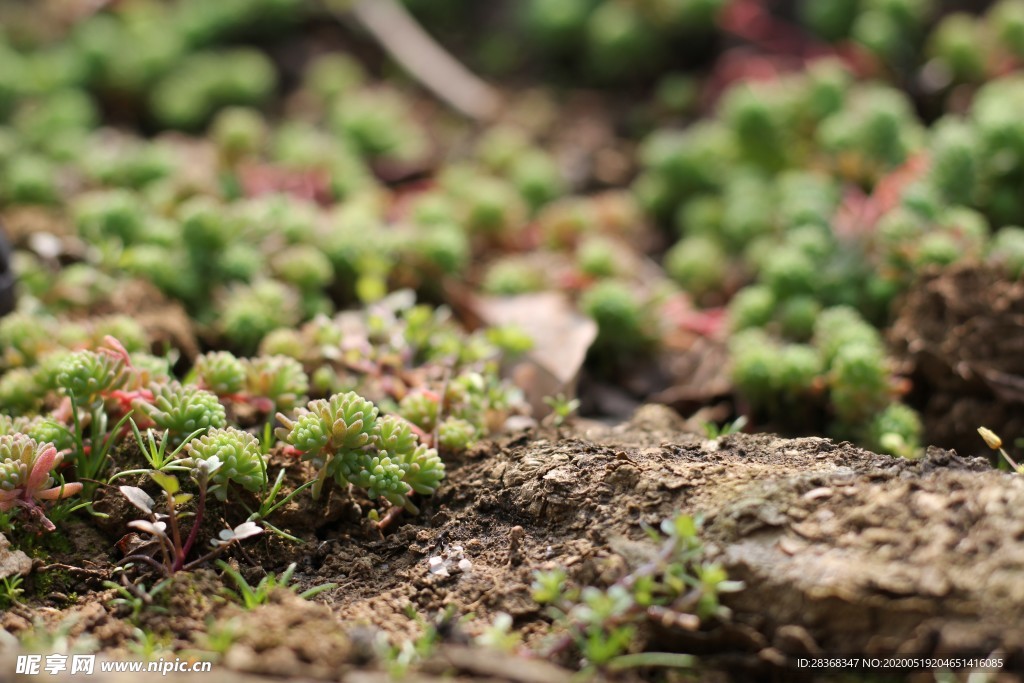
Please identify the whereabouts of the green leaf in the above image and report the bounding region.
[150,471,179,495]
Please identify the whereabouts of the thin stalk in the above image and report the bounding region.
[165,492,184,568]
[176,475,208,571]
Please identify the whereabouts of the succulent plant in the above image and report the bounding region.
[303,53,365,102]
[243,355,308,412]
[729,329,781,409]
[813,306,885,368]
[210,106,267,160]
[0,313,57,369]
[270,245,334,292]
[438,416,476,453]
[991,0,1024,58]
[73,189,150,245]
[184,427,267,499]
[828,342,892,425]
[91,316,149,353]
[989,226,1024,277]
[927,12,987,83]
[192,351,247,396]
[864,402,922,459]
[728,285,776,332]
[21,417,74,453]
[0,434,82,530]
[149,49,277,130]
[55,348,128,409]
[0,369,43,413]
[217,279,301,353]
[138,382,227,443]
[580,280,656,358]
[664,235,728,299]
[398,389,440,433]
[276,392,443,509]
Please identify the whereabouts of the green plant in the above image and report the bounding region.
[276,392,445,511]
[216,560,335,609]
[398,389,440,433]
[375,605,451,678]
[701,416,748,441]
[543,393,580,428]
[217,280,301,353]
[103,570,172,625]
[138,382,227,443]
[240,467,314,543]
[64,394,136,497]
[191,351,247,397]
[149,49,277,130]
[242,355,309,413]
[110,421,204,482]
[182,427,267,500]
[118,465,263,575]
[437,417,476,452]
[128,627,174,660]
[664,236,728,299]
[580,280,656,359]
[0,574,24,608]
[865,403,922,458]
[475,612,520,653]
[532,514,742,671]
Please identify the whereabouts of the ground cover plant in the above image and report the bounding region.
[2,0,1024,680]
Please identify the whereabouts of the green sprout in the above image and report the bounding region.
[0,574,24,609]
[532,513,741,671]
[701,416,748,441]
[543,393,581,428]
[216,561,336,609]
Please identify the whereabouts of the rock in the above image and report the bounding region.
[0,533,31,579]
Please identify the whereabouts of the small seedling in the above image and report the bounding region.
[65,391,136,498]
[701,415,748,440]
[216,560,336,609]
[241,467,314,543]
[118,462,263,576]
[128,627,173,660]
[103,570,171,624]
[531,513,742,671]
[376,606,454,678]
[543,393,580,428]
[108,421,205,482]
[0,574,25,608]
[200,617,241,656]
[475,612,520,653]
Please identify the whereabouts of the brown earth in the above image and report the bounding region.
[2,404,1024,682]
[890,262,1024,457]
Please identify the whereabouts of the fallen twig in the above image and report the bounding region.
[343,0,502,122]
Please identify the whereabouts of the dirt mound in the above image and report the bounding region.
[4,408,1024,680]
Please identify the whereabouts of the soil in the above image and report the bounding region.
[3,403,1023,682]
[890,262,1024,456]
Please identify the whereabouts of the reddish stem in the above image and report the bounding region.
[174,478,207,572]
